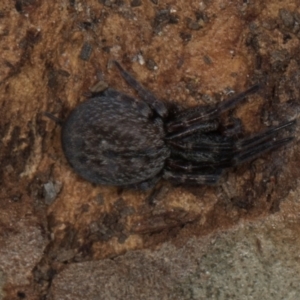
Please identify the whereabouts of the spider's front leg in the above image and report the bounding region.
[168,120,295,168]
[113,61,168,118]
[166,84,260,139]
[166,120,220,140]
[232,120,295,166]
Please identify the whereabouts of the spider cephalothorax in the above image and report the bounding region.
[61,61,294,189]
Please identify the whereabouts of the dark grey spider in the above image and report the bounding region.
[60,61,294,189]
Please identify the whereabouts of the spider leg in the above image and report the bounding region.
[217,84,261,113]
[221,118,243,137]
[233,137,293,166]
[168,136,233,152]
[166,137,293,173]
[163,169,222,185]
[101,88,153,118]
[170,147,233,165]
[168,132,234,164]
[181,132,233,145]
[168,120,295,166]
[125,174,162,190]
[167,84,260,134]
[44,112,63,126]
[166,158,221,172]
[170,120,294,152]
[166,120,219,140]
[236,120,295,150]
[113,61,168,117]
[169,135,293,167]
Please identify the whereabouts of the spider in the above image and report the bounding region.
[59,61,294,190]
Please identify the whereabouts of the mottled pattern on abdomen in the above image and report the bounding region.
[62,92,169,185]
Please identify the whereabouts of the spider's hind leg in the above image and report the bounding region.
[163,168,223,185]
[43,112,63,126]
[113,61,168,117]
[124,174,162,190]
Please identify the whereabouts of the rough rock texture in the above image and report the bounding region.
[50,192,300,299]
[0,0,300,299]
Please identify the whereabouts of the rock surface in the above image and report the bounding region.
[0,0,300,299]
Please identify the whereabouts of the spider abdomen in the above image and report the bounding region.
[62,91,170,186]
